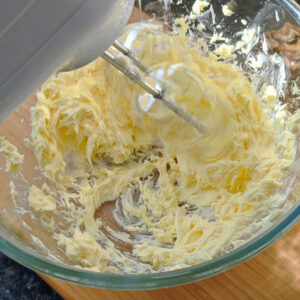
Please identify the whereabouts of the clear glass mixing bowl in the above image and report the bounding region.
[0,0,299,290]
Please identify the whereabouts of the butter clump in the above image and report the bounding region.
[0,137,24,172]
[261,84,277,109]
[214,44,236,60]
[192,0,210,15]
[28,183,56,212]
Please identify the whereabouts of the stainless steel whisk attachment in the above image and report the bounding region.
[102,41,206,134]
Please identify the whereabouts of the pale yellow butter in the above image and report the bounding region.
[28,24,297,273]
[0,136,24,173]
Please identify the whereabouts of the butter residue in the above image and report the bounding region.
[28,183,56,212]
[261,84,277,109]
[29,23,297,273]
[292,83,300,100]
[0,136,24,172]
[214,44,236,60]
[9,180,18,197]
[55,228,113,270]
[222,1,236,17]
[241,28,257,54]
[241,19,247,25]
[192,0,210,15]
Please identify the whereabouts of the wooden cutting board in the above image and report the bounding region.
[39,223,299,300]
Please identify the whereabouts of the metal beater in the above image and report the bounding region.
[102,40,206,134]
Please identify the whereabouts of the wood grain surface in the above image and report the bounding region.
[40,223,300,300]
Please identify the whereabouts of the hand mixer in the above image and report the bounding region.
[0,0,205,133]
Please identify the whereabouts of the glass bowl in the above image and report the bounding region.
[0,0,299,290]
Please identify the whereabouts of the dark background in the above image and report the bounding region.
[0,252,62,300]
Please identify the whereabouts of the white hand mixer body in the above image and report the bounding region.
[0,0,134,122]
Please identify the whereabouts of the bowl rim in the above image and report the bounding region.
[1,0,300,291]
[0,204,299,290]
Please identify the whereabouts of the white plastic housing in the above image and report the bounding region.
[0,0,134,122]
